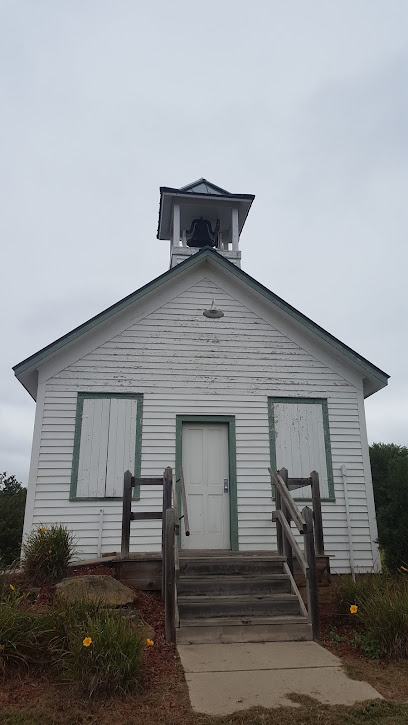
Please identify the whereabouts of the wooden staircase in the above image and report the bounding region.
[176,551,312,644]
[120,466,326,644]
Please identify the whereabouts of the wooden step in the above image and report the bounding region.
[178,593,301,619]
[177,574,291,597]
[176,616,313,644]
[179,555,286,577]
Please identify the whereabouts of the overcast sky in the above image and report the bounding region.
[1,0,407,484]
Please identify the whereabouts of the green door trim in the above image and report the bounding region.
[268,396,335,502]
[70,392,144,501]
[175,415,238,551]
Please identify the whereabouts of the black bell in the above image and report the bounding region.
[186,217,219,248]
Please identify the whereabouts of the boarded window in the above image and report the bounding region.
[73,395,141,498]
[270,399,333,499]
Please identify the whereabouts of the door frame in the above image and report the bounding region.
[175,415,238,551]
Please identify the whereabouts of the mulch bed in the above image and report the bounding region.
[26,562,179,694]
[69,563,115,577]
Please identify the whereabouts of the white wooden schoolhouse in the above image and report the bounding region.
[14,179,389,640]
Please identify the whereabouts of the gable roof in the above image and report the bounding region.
[13,247,389,399]
[179,178,231,195]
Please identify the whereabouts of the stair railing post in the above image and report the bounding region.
[302,505,320,639]
[161,467,173,599]
[310,470,324,557]
[164,506,176,643]
[121,470,133,559]
[279,467,294,575]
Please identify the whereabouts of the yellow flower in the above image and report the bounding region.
[48,550,52,554]
[146,639,154,647]
[40,528,46,533]
[83,637,92,647]
[0,645,4,651]
[350,604,358,614]
[9,584,15,591]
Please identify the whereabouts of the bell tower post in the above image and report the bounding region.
[157,178,255,269]
[172,203,181,248]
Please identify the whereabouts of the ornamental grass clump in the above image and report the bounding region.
[335,573,408,659]
[59,602,145,698]
[0,585,57,673]
[356,578,408,659]
[22,525,76,586]
[333,572,388,614]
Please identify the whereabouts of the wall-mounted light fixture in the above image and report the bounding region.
[203,298,224,319]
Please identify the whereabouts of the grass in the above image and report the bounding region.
[1,681,408,725]
[343,658,408,703]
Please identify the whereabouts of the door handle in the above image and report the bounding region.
[224,478,229,493]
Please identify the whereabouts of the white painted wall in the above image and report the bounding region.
[23,270,380,573]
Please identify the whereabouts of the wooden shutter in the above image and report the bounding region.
[76,398,110,497]
[274,402,329,498]
[76,396,138,498]
[105,398,138,497]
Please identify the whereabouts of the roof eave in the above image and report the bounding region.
[157,188,255,240]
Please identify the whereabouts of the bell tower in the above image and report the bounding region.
[157,178,255,269]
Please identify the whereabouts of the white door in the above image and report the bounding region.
[181,423,230,550]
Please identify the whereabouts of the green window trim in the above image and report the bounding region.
[70,392,144,501]
[268,396,335,502]
[175,415,238,551]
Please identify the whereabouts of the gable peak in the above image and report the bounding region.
[179,178,231,196]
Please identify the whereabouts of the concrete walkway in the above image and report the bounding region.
[178,641,382,715]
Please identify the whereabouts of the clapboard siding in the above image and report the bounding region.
[27,277,378,572]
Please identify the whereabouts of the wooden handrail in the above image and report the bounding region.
[179,467,190,537]
[269,469,306,534]
[272,510,309,577]
[269,466,320,640]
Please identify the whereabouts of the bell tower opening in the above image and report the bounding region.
[156,178,255,269]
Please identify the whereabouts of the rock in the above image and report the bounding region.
[119,610,155,640]
[56,575,136,607]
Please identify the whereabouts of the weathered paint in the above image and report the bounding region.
[22,272,379,573]
[13,248,389,399]
[268,398,335,500]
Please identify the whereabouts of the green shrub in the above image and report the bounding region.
[376,457,408,571]
[22,525,76,586]
[370,443,408,571]
[57,600,145,697]
[0,473,27,566]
